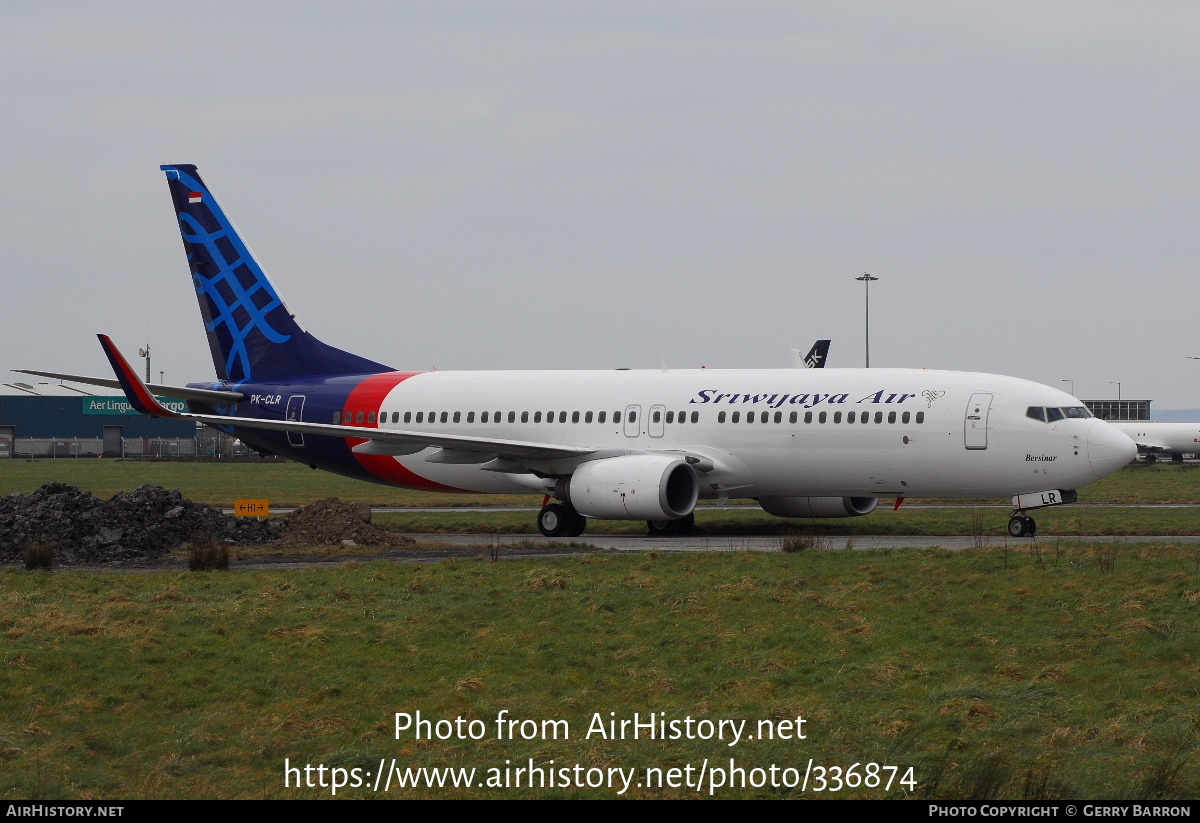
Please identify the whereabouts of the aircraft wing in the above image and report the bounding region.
[12,368,246,404]
[95,334,593,461]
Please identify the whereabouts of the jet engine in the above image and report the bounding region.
[757,496,878,518]
[566,455,699,520]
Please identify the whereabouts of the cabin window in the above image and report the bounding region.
[902,411,910,424]
[665,411,674,424]
[494,411,501,422]
[404,411,411,423]
[861,413,869,424]
[831,411,840,423]
[790,411,797,423]
[559,411,567,423]
[572,411,580,423]
[888,411,896,424]
[332,411,341,424]
[534,411,542,423]
[452,411,460,423]
[774,411,782,423]
[653,410,661,423]
[732,411,740,423]
[916,411,925,424]
[804,412,813,424]
[481,411,488,423]
[393,412,399,423]
[629,411,637,423]
[546,411,554,422]
[508,411,516,423]
[691,411,699,423]
[521,411,529,423]
[819,411,827,423]
[614,411,621,424]
[439,412,447,423]
[747,411,755,423]
[874,411,883,424]
[356,411,364,424]
[847,411,856,423]
[585,411,593,423]
[599,411,606,423]
[415,412,423,423]
[718,411,727,423]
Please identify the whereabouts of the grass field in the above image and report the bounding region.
[2,459,1199,799]
[2,459,1200,508]
[2,546,1198,799]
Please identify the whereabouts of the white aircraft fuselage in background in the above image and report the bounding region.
[1110,422,1200,461]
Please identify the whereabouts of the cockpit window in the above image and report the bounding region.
[1064,406,1092,418]
[1026,406,1046,422]
[1045,407,1065,422]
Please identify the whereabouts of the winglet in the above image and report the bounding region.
[96,334,184,418]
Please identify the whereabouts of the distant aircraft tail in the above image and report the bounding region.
[160,164,392,382]
[790,340,831,369]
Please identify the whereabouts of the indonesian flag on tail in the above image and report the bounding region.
[188,192,203,204]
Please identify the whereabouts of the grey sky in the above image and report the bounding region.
[4,2,1199,406]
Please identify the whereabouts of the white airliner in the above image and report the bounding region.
[18,165,1138,539]
[1110,422,1200,463]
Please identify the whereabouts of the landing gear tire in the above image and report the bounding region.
[1007,515,1037,538]
[538,503,571,537]
[1146,453,1158,464]
[646,512,695,537]
[565,511,587,537]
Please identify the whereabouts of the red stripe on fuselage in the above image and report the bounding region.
[342,371,464,493]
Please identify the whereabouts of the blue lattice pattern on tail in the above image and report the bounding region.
[160,165,392,381]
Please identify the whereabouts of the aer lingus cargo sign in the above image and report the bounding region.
[82,396,189,416]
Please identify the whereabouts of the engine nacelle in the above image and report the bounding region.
[758,496,878,518]
[567,455,699,520]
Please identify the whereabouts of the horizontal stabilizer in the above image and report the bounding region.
[13,369,245,404]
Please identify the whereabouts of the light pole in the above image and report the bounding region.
[1062,379,1075,396]
[1109,381,1122,401]
[856,272,878,368]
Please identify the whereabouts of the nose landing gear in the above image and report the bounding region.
[1007,513,1037,538]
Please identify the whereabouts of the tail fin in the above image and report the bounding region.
[160,164,392,382]
[789,340,831,369]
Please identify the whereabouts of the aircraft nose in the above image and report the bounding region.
[1087,420,1137,479]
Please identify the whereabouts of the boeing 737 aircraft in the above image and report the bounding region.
[19,165,1137,538]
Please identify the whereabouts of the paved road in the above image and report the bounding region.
[408,533,1200,553]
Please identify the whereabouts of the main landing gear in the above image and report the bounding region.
[1007,513,1037,538]
[646,512,695,537]
[537,502,587,538]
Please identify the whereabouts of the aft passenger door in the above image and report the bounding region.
[286,395,306,447]
[964,393,992,450]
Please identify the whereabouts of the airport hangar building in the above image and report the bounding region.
[0,381,197,458]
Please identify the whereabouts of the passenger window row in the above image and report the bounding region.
[717,409,924,425]
[330,408,925,426]
[332,409,699,425]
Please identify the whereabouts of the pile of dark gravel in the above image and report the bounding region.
[0,482,285,564]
